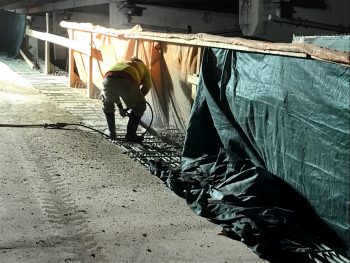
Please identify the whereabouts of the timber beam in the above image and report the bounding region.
[25,27,91,55]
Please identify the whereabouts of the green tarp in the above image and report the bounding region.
[294,35,350,51]
[150,47,350,261]
[0,10,26,57]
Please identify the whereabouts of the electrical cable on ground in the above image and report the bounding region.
[0,101,155,140]
[0,122,110,137]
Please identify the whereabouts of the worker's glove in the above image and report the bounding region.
[119,108,128,118]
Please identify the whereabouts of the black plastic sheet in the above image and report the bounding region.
[149,47,350,261]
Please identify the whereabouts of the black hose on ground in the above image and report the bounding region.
[0,101,155,141]
[140,100,154,137]
[0,124,44,128]
[0,122,110,137]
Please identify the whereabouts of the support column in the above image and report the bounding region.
[44,12,51,74]
[196,47,202,73]
[52,11,67,61]
[109,2,128,29]
[86,32,93,98]
[68,29,75,88]
[189,47,202,102]
[134,39,139,57]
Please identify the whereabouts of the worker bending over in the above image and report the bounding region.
[102,57,153,143]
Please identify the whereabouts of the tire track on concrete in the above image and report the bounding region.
[13,132,105,263]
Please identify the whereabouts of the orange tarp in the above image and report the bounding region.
[66,26,198,130]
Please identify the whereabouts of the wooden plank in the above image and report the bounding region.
[125,34,308,58]
[191,84,197,101]
[59,22,349,65]
[191,47,203,100]
[26,28,91,55]
[59,22,308,59]
[19,49,35,69]
[187,74,199,101]
[68,48,75,88]
[187,74,199,85]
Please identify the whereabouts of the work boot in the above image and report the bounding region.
[104,112,116,140]
[125,113,144,143]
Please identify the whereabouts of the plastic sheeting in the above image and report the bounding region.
[293,35,350,52]
[0,10,25,57]
[67,26,198,130]
[150,47,350,261]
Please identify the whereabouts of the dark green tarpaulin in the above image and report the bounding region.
[0,10,26,57]
[294,35,350,51]
[150,47,350,261]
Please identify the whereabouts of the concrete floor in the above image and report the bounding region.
[0,60,266,262]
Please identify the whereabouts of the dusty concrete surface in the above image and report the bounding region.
[0,61,266,263]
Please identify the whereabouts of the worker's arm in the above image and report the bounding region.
[116,101,128,117]
[115,96,122,108]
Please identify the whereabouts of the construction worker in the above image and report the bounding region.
[102,57,153,143]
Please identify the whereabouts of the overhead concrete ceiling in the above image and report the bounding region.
[135,0,239,13]
[0,0,239,14]
[0,0,326,15]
